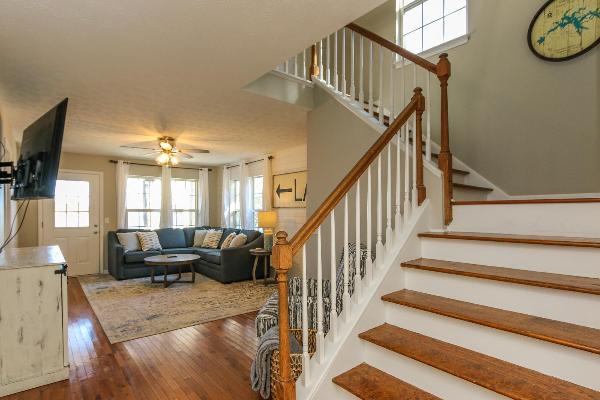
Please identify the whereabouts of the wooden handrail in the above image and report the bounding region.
[289,88,424,255]
[346,23,437,74]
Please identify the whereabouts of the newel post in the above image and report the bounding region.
[413,87,426,205]
[271,231,296,400]
[310,44,319,77]
[436,53,452,225]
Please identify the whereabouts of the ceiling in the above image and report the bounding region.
[0,0,385,165]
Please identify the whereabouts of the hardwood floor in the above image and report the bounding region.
[4,277,262,400]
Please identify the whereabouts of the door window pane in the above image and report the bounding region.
[54,180,90,228]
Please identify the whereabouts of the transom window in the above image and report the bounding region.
[171,179,197,228]
[398,0,467,55]
[126,176,161,229]
[54,180,90,228]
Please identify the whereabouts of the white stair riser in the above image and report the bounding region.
[421,238,600,278]
[385,303,600,390]
[363,341,510,400]
[405,268,600,329]
[453,186,490,201]
[452,203,600,237]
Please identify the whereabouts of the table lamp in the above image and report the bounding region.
[257,211,278,250]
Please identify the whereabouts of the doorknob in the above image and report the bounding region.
[94,224,98,228]
[93,231,98,234]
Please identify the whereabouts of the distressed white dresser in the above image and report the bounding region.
[0,246,69,396]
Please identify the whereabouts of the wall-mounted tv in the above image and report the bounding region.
[12,98,68,200]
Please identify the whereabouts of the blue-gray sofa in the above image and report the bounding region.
[107,227,264,283]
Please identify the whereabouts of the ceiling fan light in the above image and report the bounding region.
[156,152,170,165]
[170,155,179,165]
[159,141,172,151]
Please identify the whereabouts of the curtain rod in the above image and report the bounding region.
[109,160,212,171]
[225,155,273,169]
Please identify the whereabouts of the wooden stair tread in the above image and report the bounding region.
[452,182,493,192]
[360,324,600,400]
[402,258,600,295]
[382,289,600,354]
[418,231,600,248]
[453,198,600,205]
[332,363,441,400]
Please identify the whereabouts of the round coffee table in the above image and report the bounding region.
[143,254,200,288]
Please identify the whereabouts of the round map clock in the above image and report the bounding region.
[528,0,600,61]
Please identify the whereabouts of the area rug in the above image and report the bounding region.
[78,273,276,343]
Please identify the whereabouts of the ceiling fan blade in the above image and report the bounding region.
[181,148,210,154]
[143,152,159,156]
[120,145,158,151]
[125,140,160,148]
[176,152,194,159]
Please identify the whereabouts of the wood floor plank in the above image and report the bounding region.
[333,363,441,400]
[418,231,600,248]
[402,258,600,295]
[383,289,600,354]
[360,324,600,400]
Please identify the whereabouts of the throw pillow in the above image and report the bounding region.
[221,232,237,249]
[193,229,208,247]
[137,231,162,251]
[116,232,140,252]
[201,229,223,249]
[228,233,247,248]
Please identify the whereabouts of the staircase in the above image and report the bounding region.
[264,21,600,400]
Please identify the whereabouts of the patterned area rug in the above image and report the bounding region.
[78,273,276,343]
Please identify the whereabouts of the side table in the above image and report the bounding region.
[250,248,274,285]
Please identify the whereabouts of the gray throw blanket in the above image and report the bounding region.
[251,326,301,399]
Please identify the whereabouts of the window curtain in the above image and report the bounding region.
[221,167,231,227]
[197,168,209,226]
[160,166,172,228]
[240,162,254,229]
[262,155,272,211]
[116,160,129,229]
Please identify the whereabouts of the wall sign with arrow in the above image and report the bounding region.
[272,170,307,208]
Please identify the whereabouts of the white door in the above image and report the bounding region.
[40,171,101,276]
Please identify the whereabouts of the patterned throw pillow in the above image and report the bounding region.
[221,232,237,249]
[136,231,162,251]
[116,232,140,252]
[193,229,208,247]
[201,229,223,249]
[228,233,247,248]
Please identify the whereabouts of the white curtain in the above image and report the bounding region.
[160,166,172,228]
[197,168,209,226]
[221,167,231,227]
[116,160,129,229]
[262,155,272,211]
[240,162,254,229]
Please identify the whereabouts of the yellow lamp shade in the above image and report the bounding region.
[257,211,277,228]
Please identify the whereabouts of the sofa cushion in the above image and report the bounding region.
[202,229,223,249]
[116,232,141,252]
[137,231,162,251]
[239,229,260,243]
[195,248,221,265]
[183,227,196,247]
[155,228,186,249]
[161,248,196,255]
[124,250,161,264]
[229,233,247,248]
[217,228,238,247]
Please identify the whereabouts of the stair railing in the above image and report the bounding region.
[278,23,453,225]
[272,87,426,400]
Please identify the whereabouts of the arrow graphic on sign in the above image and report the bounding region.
[276,184,293,198]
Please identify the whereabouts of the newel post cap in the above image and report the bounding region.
[272,231,292,271]
[436,53,451,79]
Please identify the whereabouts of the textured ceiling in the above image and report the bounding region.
[0,0,385,165]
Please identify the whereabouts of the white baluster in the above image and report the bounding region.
[366,165,373,285]
[412,123,418,212]
[378,45,384,124]
[302,245,310,386]
[341,28,346,96]
[426,71,432,161]
[354,180,361,300]
[334,30,338,92]
[329,209,337,340]
[316,227,324,363]
[390,52,395,119]
[294,54,298,77]
[404,122,411,221]
[302,48,307,80]
[359,36,365,108]
[350,31,356,102]
[327,34,331,86]
[369,41,374,116]
[284,58,289,74]
[386,143,393,249]
[395,132,402,238]
[319,39,324,81]
[376,155,384,266]
[343,195,350,320]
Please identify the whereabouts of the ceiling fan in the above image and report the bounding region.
[120,136,210,166]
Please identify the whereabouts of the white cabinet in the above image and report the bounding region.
[0,246,69,396]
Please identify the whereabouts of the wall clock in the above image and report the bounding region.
[528,0,600,61]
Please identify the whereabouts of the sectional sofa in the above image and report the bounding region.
[107,227,264,283]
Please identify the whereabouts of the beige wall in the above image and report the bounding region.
[356,0,600,195]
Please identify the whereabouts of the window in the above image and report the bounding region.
[54,180,90,228]
[126,176,161,229]
[397,0,467,55]
[251,175,264,229]
[229,180,241,228]
[171,179,197,228]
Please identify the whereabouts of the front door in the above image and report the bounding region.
[40,171,101,276]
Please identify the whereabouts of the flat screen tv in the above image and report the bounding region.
[12,98,68,200]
